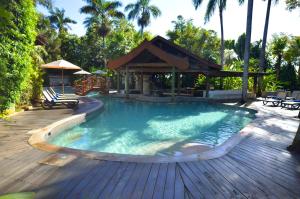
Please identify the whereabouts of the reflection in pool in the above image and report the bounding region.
[49,96,255,156]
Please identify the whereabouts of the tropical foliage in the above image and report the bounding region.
[167,16,220,63]
[0,0,38,113]
[125,0,161,34]
[80,0,124,67]
[49,7,77,35]
[192,0,228,69]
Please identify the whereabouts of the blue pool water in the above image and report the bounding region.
[49,96,255,155]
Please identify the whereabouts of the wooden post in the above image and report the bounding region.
[253,76,258,95]
[205,76,210,98]
[171,66,176,101]
[117,71,120,93]
[177,73,181,94]
[140,72,143,94]
[125,66,129,97]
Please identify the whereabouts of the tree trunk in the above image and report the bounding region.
[219,8,225,69]
[258,0,272,97]
[219,8,225,89]
[242,0,254,103]
[275,55,282,80]
[141,25,144,36]
[287,121,300,153]
[102,36,106,68]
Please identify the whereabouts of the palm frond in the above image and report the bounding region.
[48,15,58,24]
[149,5,161,18]
[64,17,77,24]
[238,0,245,5]
[124,3,135,11]
[105,1,122,11]
[192,0,204,9]
[109,10,125,19]
[219,0,227,10]
[80,5,97,14]
[127,10,138,20]
[204,0,218,23]
[83,16,94,27]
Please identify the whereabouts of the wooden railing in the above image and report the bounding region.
[74,75,108,96]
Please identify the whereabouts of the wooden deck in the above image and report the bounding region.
[0,99,300,199]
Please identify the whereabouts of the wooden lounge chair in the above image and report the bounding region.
[281,100,300,109]
[41,90,79,109]
[281,93,300,109]
[286,91,300,100]
[46,88,78,100]
[263,91,287,106]
[48,87,78,98]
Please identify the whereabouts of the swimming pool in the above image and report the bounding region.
[49,97,255,156]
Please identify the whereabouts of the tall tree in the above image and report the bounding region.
[242,0,254,103]
[270,34,288,80]
[257,0,279,96]
[49,7,76,35]
[192,0,242,69]
[234,33,246,60]
[125,0,161,34]
[166,16,220,63]
[80,0,124,67]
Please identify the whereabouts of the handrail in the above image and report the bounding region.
[74,75,108,96]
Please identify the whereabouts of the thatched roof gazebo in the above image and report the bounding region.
[108,36,264,99]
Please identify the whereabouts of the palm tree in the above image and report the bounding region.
[49,7,76,35]
[242,0,254,103]
[192,0,235,70]
[125,0,161,34]
[80,0,124,67]
[270,34,288,79]
[257,0,279,96]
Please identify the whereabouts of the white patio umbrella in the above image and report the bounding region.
[41,59,81,94]
[73,70,91,75]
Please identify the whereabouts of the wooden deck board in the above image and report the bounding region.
[97,162,130,198]
[163,163,176,199]
[110,163,137,199]
[141,163,160,199]
[131,163,152,199]
[0,100,300,198]
[84,161,121,199]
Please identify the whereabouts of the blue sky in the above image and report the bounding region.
[38,0,300,42]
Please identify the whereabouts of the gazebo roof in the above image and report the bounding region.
[108,36,221,72]
[151,36,221,70]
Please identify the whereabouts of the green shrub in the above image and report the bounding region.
[0,0,38,113]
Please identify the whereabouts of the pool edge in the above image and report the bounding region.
[28,97,258,163]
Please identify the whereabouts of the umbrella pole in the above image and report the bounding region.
[62,69,64,95]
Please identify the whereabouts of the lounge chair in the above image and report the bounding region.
[286,91,300,100]
[263,91,287,106]
[281,100,300,109]
[48,87,78,98]
[46,89,78,100]
[281,93,300,109]
[41,90,79,109]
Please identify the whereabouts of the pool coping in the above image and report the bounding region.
[28,97,258,163]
